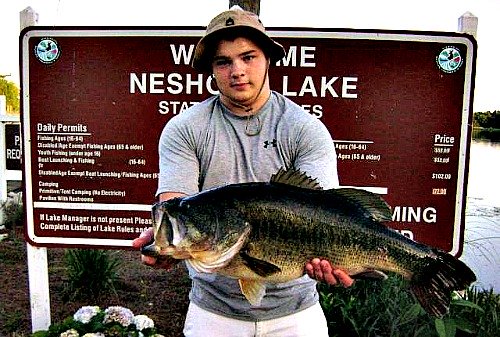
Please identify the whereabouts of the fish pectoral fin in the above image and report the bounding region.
[239,279,266,306]
[240,252,281,277]
[352,270,388,280]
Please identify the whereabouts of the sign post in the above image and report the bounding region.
[19,6,52,333]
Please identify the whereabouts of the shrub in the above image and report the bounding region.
[63,249,121,300]
[319,274,499,337]
[0,192,23,230]
[31,305,164,337]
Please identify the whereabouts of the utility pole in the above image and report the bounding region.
[229,0,260,14]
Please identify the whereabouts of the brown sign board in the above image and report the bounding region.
[20,27,476,255]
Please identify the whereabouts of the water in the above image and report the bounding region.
[461,138,500,292]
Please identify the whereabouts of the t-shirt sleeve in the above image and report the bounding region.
[293,118,339,189]
[156,116,200,197]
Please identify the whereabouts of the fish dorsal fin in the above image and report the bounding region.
[270,168,323,190]
[333,188,392,222]
[239,279,266,306]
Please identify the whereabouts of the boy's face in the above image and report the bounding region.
[212,37,270,115]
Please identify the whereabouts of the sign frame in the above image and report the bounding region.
[20,27,476,255]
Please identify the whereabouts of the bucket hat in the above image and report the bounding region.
[192,7,285,72]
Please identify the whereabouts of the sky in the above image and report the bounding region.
[1,0,498,112]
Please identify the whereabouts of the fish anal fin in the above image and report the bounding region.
[240,252,281,277]
[239,279,266,306]
[352,269,388,280]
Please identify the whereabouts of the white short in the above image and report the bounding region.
[183,301,329,337]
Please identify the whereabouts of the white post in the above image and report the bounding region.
[20,6,39,30]
[27,244,51,331]
[20,6,52,333]
[0,119,7,201]
[0,95,6,114]
[458,11,478,38]
[0,96,8,201]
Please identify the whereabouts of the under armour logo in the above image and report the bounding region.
[264,139,277,148]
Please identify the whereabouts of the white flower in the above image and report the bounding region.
[103,306,134,327]
[133,314,155,331]
[74,306,101,324]
[82,334,105,337]
[60,328,79,337]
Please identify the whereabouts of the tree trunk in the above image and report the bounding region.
[229,0,260,15]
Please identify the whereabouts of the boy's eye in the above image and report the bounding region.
[214,59,231,67]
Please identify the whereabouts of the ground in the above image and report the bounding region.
[0,227,191,337]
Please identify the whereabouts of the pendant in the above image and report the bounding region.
[244,115,261,136]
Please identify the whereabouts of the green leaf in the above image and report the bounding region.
[453,318,477,334]
[435,318,457,337]
[399,303,424,325]
[435,318,446,337]
[451,298,485,312]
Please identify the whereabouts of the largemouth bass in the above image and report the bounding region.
[142,168,476,317]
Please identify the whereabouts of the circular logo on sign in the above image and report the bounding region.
[436,46,463,73]
[35,38,61,64]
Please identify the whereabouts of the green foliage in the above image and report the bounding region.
[446,288,500,337]
[473,110,500,129]
[0,78,20,112]
[472,110,500,140]
[319,274,433,336]
[319,274,500,337]
[2,310,24,333]
[0,194,23,230]
[63,249,121,300]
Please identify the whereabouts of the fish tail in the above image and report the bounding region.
[410,250,476,318]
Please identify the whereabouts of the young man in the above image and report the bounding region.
[133,7,353,336]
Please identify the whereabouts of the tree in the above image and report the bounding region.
[0,78,20,113]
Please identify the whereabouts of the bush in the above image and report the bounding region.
[64,249,121,300]
[0,191,23,230]
[31,305,164,337]
[319,274,499,337]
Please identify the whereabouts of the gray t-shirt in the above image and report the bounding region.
[157,91,339,321]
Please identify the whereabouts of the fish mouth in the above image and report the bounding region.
[142,201,188,258]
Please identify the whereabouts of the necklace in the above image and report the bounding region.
[244,114,262,136]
